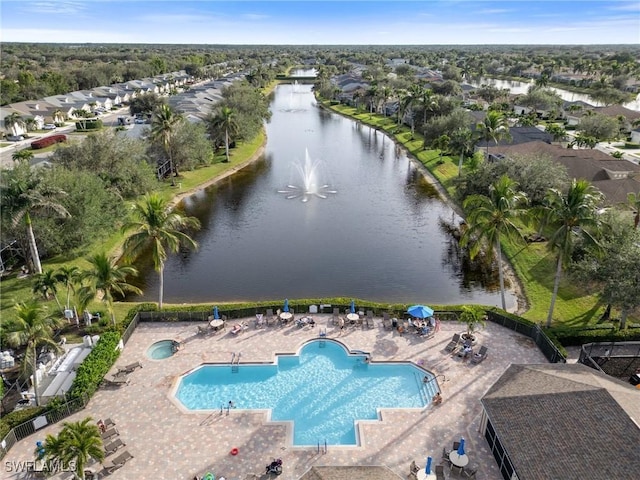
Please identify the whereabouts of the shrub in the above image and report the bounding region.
[30,134,67,149]
[67,331,121,400]
[548,325,640,346]
[75,119,103,131]
[624,142,640,149]
[0,406,46,440]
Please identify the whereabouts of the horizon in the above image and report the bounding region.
[1,1,639,45]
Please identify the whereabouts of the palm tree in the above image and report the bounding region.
[541,179,604,327]
[151,104,183,185]
[431,134,450,160]
[43,417,104,480]
[121,194,200,309]
[461,175,529,311]
[0,159,70,274]
[52,108,65,125]
[3,112,26,136]
[477,110,511,156]
[11,149,34,163]
[419,87,437,125]
[55,265,81,311]
[449,128,477,176]
[79,252,142,325]
[5,301,63,406]
[208,106,238,163]
[32,269,63,313]
[627,191,640,229]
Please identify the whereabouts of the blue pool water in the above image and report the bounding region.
[147,340,176,360]
[175,340,438,445]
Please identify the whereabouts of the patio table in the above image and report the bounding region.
[449,451,469,468]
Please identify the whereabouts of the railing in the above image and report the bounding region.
[0,394,89,461]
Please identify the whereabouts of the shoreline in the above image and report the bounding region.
[319,101,528,315]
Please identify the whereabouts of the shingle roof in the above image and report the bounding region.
[594,105,640,121]
[299,466,404,480]
[482,364,640,480]
[475,126,552,148]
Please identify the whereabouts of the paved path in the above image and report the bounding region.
[2,316,548,480]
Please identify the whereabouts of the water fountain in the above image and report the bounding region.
[278,149,336,202]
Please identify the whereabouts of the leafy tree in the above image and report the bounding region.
[476,110,511,155]
[149,120,213,171]
[129,92,165,116]
[0,160,70,273]
[571,132,598,149]
[79,252,142,325]
[540,179,604,327]
[219,83,271,142]
[431,134,450,161]
[5,301,63,406]
[459,305,486,337]
[577,113,620,142]
[151,104,183,184]
[627,191,640,229]
[122,194,200,309]
[11,149,34,163]
[43,417,104,480]
[422,109,471,147]
[518,86,563,113]
[461,175,528,310]
[545,123,567,143]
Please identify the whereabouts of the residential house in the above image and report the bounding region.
[481,363,640,480]
[486,141,640,205]
[0,105,29,136]
[6,100,57,129]
[475,126,553,151]
[594,105,640,133]
[631,129,640,144]
[43,95,89,117]
[562,100,593,126]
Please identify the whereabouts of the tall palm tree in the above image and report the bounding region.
[55,265,80,311]
[477,110,511,156]
[121,194,200,309]
[461,175,529,311]
[52,108,65,125]
[79,252,142,325]
[419,87,437,125]
[5,301,63,406]
[449,127,477,176]
[208,106,238,163]
[541,179,604,327]
[627,191,640,229]
[3,112,26,136]
[43,417,104,480]
[151,104,183,185]
[32,269,63,313]
[0,159,70,274]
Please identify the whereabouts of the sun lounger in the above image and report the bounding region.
[102,450,133,473]
[116,361,142,374]
[231,321,249,335]
[266,308,275,325]
[100,427,119,441]
[102,376,130,388]
[365,310,374,328]
[103,417,116,429]
[104,437,125,455]
[471,345,488,364]
[445,333,461,352]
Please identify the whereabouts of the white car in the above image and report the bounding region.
[6,135,25,141]
[43,124,56,130]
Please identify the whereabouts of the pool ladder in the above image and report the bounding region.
[414,372,429,405]
[318,329,327,347]
[231,352,241,373]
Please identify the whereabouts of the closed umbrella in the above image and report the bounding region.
[407,305,434,319]
[457,438,465,456]
[350,299,355,314]
[283,299,289,313]
[425,456,432,474]
[213,306,220,320]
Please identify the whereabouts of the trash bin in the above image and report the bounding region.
[629,373,640,386]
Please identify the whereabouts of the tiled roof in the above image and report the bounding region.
[482,364,640,480]
[299,466,404,480]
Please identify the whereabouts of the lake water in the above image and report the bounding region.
[134,83,515,308]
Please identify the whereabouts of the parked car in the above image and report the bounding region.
[43,123,56,130]
[6,135,25,141]
[134,118,145,124]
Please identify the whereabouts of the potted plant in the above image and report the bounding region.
[459,306,486,343]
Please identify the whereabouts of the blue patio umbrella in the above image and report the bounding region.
[213,306,220,320]
[283,299,289,313]
[407,305,434,319]
[425,456,432,474]
[350,299,355,314]
[457,438,465,456]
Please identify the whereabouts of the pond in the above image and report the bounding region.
[133,83,515,308]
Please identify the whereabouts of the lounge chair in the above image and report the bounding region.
[266,308,275,326]
[471,345,488,364]
[100,427,119,441]
[231,321,249,335]
[102,376,129,388]
[445,333,461,352]
[116,361,142,374]
[366,310,374,328]
[382,312,392,330]
[332,307,340,325]
[104,437,125,455]
[103,418,116,429]
[435,465,445,480]
[102,450,133,473]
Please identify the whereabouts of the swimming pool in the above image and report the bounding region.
[175,339,438,446]
[147,340,176,360]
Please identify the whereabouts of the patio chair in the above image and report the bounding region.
[382,312,392,330]
[100,427,119,441]
[102,450,133,474]
[453,441,460,451]
[256,313,265,329]
[407,473,418,480]
[435,465,445,480]
[462,465,478,478]
[332,307,340,325]
[442,447,452,467]
[116,361,142,374]
[197,325,210,336]
[366,310,374,328]
[104,437,126,455]
[266,308,275,326]
[445,333,461,352]
[410,460,420,474]
[471,346,488,364]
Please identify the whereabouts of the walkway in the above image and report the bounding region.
[2,315,548,480]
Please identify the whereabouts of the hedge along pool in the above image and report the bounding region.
[174,339,438,446]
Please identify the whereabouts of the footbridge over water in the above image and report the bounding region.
[276,75,316,84]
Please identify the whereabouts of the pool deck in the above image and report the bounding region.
[2,315,548,480]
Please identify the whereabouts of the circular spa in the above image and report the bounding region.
[174,339,439,446]
[147,340,177,360]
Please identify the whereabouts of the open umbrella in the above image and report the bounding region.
[350,300,355,314]
[425,456,432,474]
[407,305,434,319]
[213,306,220,320]
[457,438,465,456]
[283,299,289,313]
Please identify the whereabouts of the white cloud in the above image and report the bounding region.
[475,9,512,15]
[27,1,86,15]
[243,13,270,20]
[607,2,640,12]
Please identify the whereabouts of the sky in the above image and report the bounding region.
[1,0,639,45]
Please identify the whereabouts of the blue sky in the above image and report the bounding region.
[1,1,639,44]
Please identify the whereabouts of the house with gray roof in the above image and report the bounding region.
[481,363,640,480]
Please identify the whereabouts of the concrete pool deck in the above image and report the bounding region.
[2,315,548,480]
